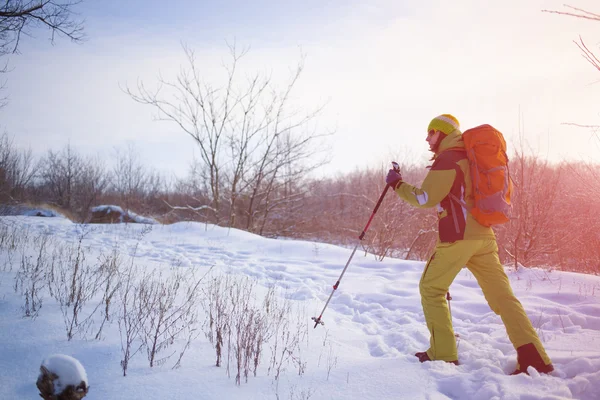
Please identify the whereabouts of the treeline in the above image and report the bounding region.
[1,133,599,274]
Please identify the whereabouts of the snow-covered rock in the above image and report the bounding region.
[0,204,66,218]
[89,205,158,224]
[36,354,89,400]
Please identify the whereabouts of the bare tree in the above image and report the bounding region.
[111,143,148,213]
[500,149,562,269]
[0,1,85,106]
[238,62,329,233]
[35,144,107,219]
[39,144,83,210]
[74,155,108,221]
[539,5,600,273]
[549,164,600,273]
[542,5,600,72]
[126,42,330,228]
[0,0,85,55]
[542,5,600,21]
[0,132,37,202]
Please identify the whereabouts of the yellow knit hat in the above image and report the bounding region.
[427,114,460,135]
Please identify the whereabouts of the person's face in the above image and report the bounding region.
[426,129,442,151]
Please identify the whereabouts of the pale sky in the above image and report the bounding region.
[3,0,600,178]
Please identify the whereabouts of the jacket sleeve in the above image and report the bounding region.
[394,168,456,208]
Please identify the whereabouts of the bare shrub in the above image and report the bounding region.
[316,329,338,381]
[48,228,104,340]
[0,221,30,278]
[117,263,150,376]
[292,386,316,400]
[268,295,308,381]
[226,278,295,385]
[227,276,257,384]
[253,285,278,376]
[94,247,122,339]
[203,273,232,367]
[274,383,316,400]
[0,219,31,253]
[172,310,202,370]
[140,267,207,368]
[13,231,53,317]
[115,225,160,375]
[325,340,338,381]
[203,273,309,385]
[203,273,263,384]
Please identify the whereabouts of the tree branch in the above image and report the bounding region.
[0,3,44,17]
[541,5,600,21]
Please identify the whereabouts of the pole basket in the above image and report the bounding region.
[311,316,325,328]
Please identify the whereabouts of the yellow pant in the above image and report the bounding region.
[419,239,551,364]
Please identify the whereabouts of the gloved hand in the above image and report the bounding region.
[386,169,403,188]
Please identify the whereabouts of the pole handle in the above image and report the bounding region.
[358,161,400,240]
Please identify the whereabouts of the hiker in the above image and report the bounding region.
[385,114,553,375]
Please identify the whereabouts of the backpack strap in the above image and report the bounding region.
[448,192,469,210]
[439,148,468,209]
[443,147,467,153]
[434,149,470,234]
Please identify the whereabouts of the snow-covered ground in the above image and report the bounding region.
[0,215,599,400]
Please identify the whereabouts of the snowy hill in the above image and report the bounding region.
[0,216,599,399]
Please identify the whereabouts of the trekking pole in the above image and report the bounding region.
[311,161,400,329]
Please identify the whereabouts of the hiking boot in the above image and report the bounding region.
[510,343,554,375]
[415,351,430,363]
[415,351,459,365]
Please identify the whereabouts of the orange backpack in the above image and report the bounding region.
[454,124,513,227]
